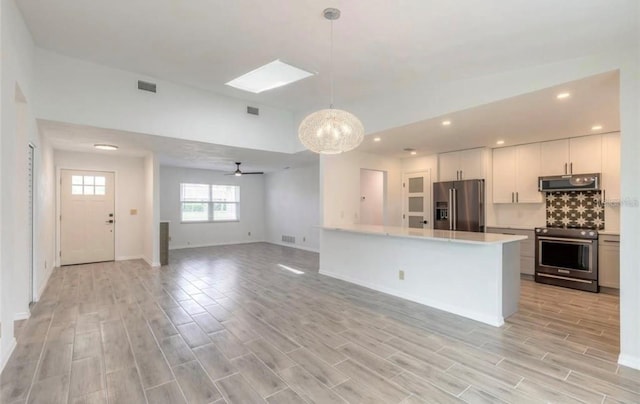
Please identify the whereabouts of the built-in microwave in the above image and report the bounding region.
[538,173,600,192]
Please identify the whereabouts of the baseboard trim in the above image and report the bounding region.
[619,353,640,370]
[142,256,161,268]
[116,255,143,261]
[36,265,55,301]
[266,241,319,253]
[0,338,17,373]
[319,269,504,327]
[170,240,265,250]
[14,312,31,321]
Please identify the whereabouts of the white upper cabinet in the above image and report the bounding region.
[438,152,461,181]
[459,149,485,180]
[540,135,602,176]
[569,135,602,174]
[438,148,486,181]
[540,139,569,176]
[492,147,517,203]
[492,143,542,203]
[515,143,543,203]
[601,132,620,202]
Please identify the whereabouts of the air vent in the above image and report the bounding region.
[138,80,157,93]
[281,235,295,244]
[247,106,259,116]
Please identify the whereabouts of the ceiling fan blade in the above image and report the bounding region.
[242,172,264,175]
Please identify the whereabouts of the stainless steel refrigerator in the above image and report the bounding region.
[433,179,485,232]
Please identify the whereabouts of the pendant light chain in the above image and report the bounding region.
[329,18,334,109]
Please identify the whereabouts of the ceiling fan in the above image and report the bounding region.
[226,162,264,176]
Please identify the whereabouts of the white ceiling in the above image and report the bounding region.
[17,0,637,112]
[358,71,620,158]
[40,121,318,173]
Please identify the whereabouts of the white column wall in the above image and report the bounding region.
[321,151,403,227]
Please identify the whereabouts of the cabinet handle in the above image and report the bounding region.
[603,190,606,205]
[564,163,567,175]
[460,170,463,180]
[516,192,519,203]
[570,162,573,174]
[511,192,514,203]
[602,239,620,243]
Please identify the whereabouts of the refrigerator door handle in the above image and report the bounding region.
[452,188,457,231]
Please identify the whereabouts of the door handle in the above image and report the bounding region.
[422,220,428,224]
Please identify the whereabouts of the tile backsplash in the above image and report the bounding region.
[546,191,604,229]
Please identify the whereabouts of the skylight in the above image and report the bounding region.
[226,60,314,93]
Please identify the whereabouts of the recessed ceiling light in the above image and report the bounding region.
[591,125,603,131]
[496,140,505,145]
[556,92,571,99]
[373,137,381,142]
[410,151,417,155]
[94,144,118,151]
[226,60,314,93]
[442,120,452,126]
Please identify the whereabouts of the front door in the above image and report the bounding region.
[60,170,115,265]
[403,170,431,229]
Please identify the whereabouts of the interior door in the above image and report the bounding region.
[403,171,431,229]
[60,170,115,265]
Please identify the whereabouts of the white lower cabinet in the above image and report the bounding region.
[598,234,620,289]
[487,227,535,275]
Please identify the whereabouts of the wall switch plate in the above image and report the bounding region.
[399,270,405,280]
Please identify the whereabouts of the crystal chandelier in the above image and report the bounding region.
[298,8,364,154]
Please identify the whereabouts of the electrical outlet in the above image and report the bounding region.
[399,270,405,280]
[303,236,306,242]
[248,231,251,236]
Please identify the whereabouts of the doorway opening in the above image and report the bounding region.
[359,169,386,226]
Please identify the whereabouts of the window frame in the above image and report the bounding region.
[180,183,240,223]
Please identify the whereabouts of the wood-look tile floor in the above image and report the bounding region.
[1,242,638,404]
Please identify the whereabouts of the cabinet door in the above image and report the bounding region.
[438,151,460,181]
[598,237,620,288]
[459,149,485,180]
[540,139,569,176]
[601,132,620,202]
[492,147,516,203]
[515,143,543,203]
[569,135,602,174]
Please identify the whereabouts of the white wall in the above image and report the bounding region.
[321,151,403,227]
[34,50,298,154]
[35,132,56,300]
[360,169,384,226]
[1,0,38,369]
[55,150,146,262]
[160,166,265,249]
[264,164,320,252]
[144,154,160,266]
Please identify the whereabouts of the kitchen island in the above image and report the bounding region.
[320,224,526,326]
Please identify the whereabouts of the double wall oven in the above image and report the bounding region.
[535,227,598,292]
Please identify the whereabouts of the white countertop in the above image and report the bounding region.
[322,224,526,245]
